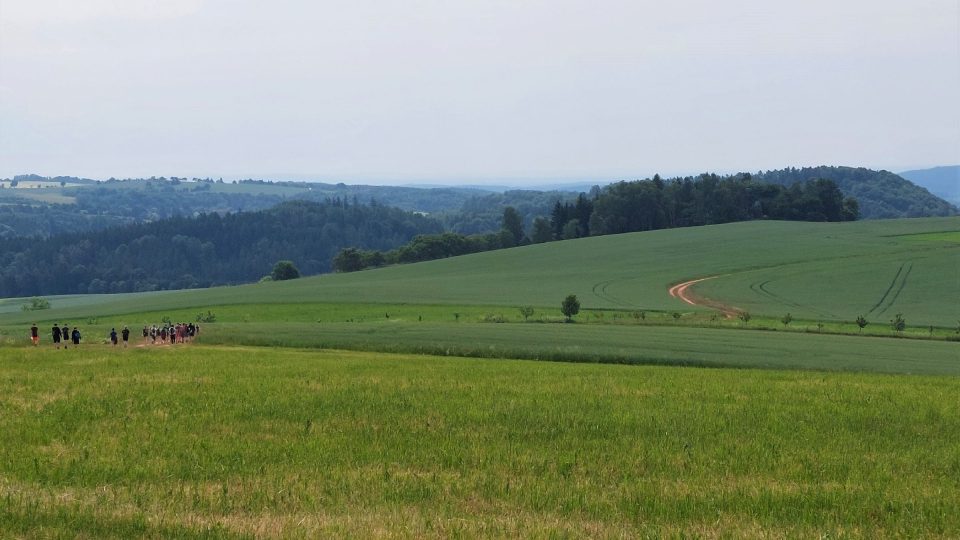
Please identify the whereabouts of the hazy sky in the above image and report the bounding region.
[1,0,958,184]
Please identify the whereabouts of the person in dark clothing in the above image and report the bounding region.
[30,324,39,346]
[71,328,81,346]
[62,325,70,349]
[122,326,130,347]
[110,328,118,346]
[52,324,62,349]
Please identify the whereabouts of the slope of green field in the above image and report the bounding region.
[2,346,957,537]
[2,217,957,326]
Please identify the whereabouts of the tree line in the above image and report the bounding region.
[333,174,859,272]
[0,200,442,297]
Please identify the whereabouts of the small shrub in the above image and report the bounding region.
[21,297,51,311]
[738,311,752,325]
[891,314,906,334]
[672,312,681,321]
[481,314,506,323]
[518,306,535,321]
[632,311,646,321]
[196,310,217,323]
[781,313,793,328]
[856,315,868,333]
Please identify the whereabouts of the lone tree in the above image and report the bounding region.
[518,306,535,321]
[781,313,793,328]
[561,294,580,322]
[738,311,752,325]
[271,260,300,281]
[855,315,868,333]
[890,313,906,334]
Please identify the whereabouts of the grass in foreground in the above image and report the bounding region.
[2,345,958,537]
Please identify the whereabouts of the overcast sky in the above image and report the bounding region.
[1,0,957,184]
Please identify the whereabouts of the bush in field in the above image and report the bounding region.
[672,312,681,321]
[738,311,752,325]
[561,295,580,322]
[196,310,217,323]
[21,297,51,311]
[891,314,906,334]
[856,315,868,333]
[781,313,793,328]
[271,260,300,281]
[518,306,534,321]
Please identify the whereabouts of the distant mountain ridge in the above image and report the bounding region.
[756,166,957,219]
[898,166,959,205]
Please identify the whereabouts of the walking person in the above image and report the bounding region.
[122,326,130,348]
[71,327,81,346]
[62,324,70,349]
[52,323,62,349]
[30,323,39,346]
[110,328,118,346]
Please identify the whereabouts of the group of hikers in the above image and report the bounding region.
[142,322,199,345]
[30,323,84,348]
[28,321,200,347]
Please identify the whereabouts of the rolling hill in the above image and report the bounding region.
[2,217,956,327]
[757,166,957,218]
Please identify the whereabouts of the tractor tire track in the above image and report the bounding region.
[876,262,913,316]
[868,262,912,316]
[749,279,834,318]
[591,278,639,308]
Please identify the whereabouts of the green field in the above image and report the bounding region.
[2,346,958,538]
[2,218,959,536]
[2,218,956,326]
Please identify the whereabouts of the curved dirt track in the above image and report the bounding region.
[668,276,740,318]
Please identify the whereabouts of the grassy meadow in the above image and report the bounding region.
[2,346,958,538]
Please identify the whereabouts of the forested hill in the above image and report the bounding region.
[0,200,442,297]
[756,166,957,219]
[0,176,487,238]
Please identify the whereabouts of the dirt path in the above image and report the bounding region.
[668,276,741,318]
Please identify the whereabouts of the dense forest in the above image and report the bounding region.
[334,175,859,271]
[0,200,442,297]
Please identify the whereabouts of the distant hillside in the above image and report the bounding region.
[898,166,960,205]
[0,200,442,297]
[757,166,957,219]
[0,176,486,238]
